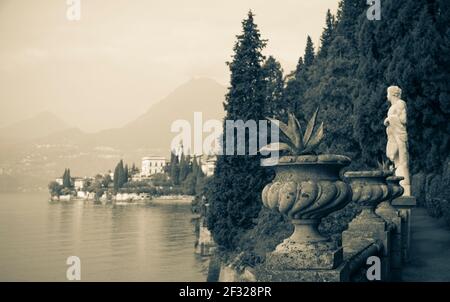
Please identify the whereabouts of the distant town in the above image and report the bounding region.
[48,147,217,203]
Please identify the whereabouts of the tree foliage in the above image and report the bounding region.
[207,11,272,250]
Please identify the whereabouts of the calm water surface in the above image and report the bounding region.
[0,193,208,281]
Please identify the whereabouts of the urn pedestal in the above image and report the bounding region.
[342,171,393,280]
[391,195,417,263]
[259,155,352,282]
[376,176,404,279]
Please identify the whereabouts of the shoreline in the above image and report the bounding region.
[49,194,194,205]
[149,195,194,205]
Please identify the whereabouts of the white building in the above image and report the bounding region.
[200,155,217,177]
[73,177,86,191]
[141,156,166,177]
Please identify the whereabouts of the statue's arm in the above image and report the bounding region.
[399,101,407,125]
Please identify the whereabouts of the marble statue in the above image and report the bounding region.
[384,86,411,196]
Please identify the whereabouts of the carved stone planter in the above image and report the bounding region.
[342,171,393,263]
[376,176,404,219]
[386,176,405,200]
[343,170,393,224]
[260,155,352,280]
[262,154,352,244]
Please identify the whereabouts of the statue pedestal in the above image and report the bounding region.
[392,196,416,263]
[261,240,349,282]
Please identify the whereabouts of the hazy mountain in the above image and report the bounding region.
[0,111,71,142]
[0,77,227,191]
[89,77,226,151]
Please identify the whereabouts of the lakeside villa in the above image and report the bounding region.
[49,153,217,203]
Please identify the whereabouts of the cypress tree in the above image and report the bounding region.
[179,153,189,182]
[124,164,129,184]
[191,156,200,176]
[262,56,285,119]
[62,168,72,188]
[318,9,335,58]
[299,1,365,160]
[113,164,119,192]
[170,152,180,185]
[207,11,271,250]
[283,57,304,116]
[113,160,125,191]
[62,169,69,188]
[303,36,315,68]
[283,36,316,120]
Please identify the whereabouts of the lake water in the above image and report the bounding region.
[0,193,208,281]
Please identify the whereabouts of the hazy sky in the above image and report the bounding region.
[0,0,339,132]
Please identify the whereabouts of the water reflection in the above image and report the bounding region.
[0,193,207,281]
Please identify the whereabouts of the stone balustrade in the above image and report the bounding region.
[208,167,416,282]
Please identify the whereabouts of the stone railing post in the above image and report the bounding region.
[375,176,404,280]
[391,196,416,263]
[342,171,393,281]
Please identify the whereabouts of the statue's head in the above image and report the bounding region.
[387,86,402,103]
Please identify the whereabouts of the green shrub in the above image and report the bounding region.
[426,198,443,218]
[319,201,361,237]
[233,208,293,267]
[440,199,450,228]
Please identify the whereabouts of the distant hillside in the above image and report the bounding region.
[0,78,227,191]
[89,77,226,151]
[0,111,71,142]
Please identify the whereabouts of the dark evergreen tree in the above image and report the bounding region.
[124,164,129,184]
[179,153,189,182]
[298,0,365,160]
[355,0,450,172]
[318,9,335,58]
[191,156,201,177]
[62,168,72,188]
[303,36,315,67]
[207,11,272,250]
[170,152,180,185]
[283,57,304,115]
[113,160,125,191]
[262,56,285,118]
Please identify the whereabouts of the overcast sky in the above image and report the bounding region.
[0,0,339,132]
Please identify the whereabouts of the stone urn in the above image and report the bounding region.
[262,154,352,244]
[376,176,404,222]
[342,170,394,256]
[386,176,405,200]
[343,170,393,223]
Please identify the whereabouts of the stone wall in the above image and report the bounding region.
[207,197,414,282]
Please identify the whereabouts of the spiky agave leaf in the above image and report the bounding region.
[260,142,292,153]
[262,108,324,156]
[267,117,296,146]
[287,113,303,150]
[263,118,297,153]
[303,108,319,146]
[302,122,324,154]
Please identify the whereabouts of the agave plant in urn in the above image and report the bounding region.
[260,110,352,273]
